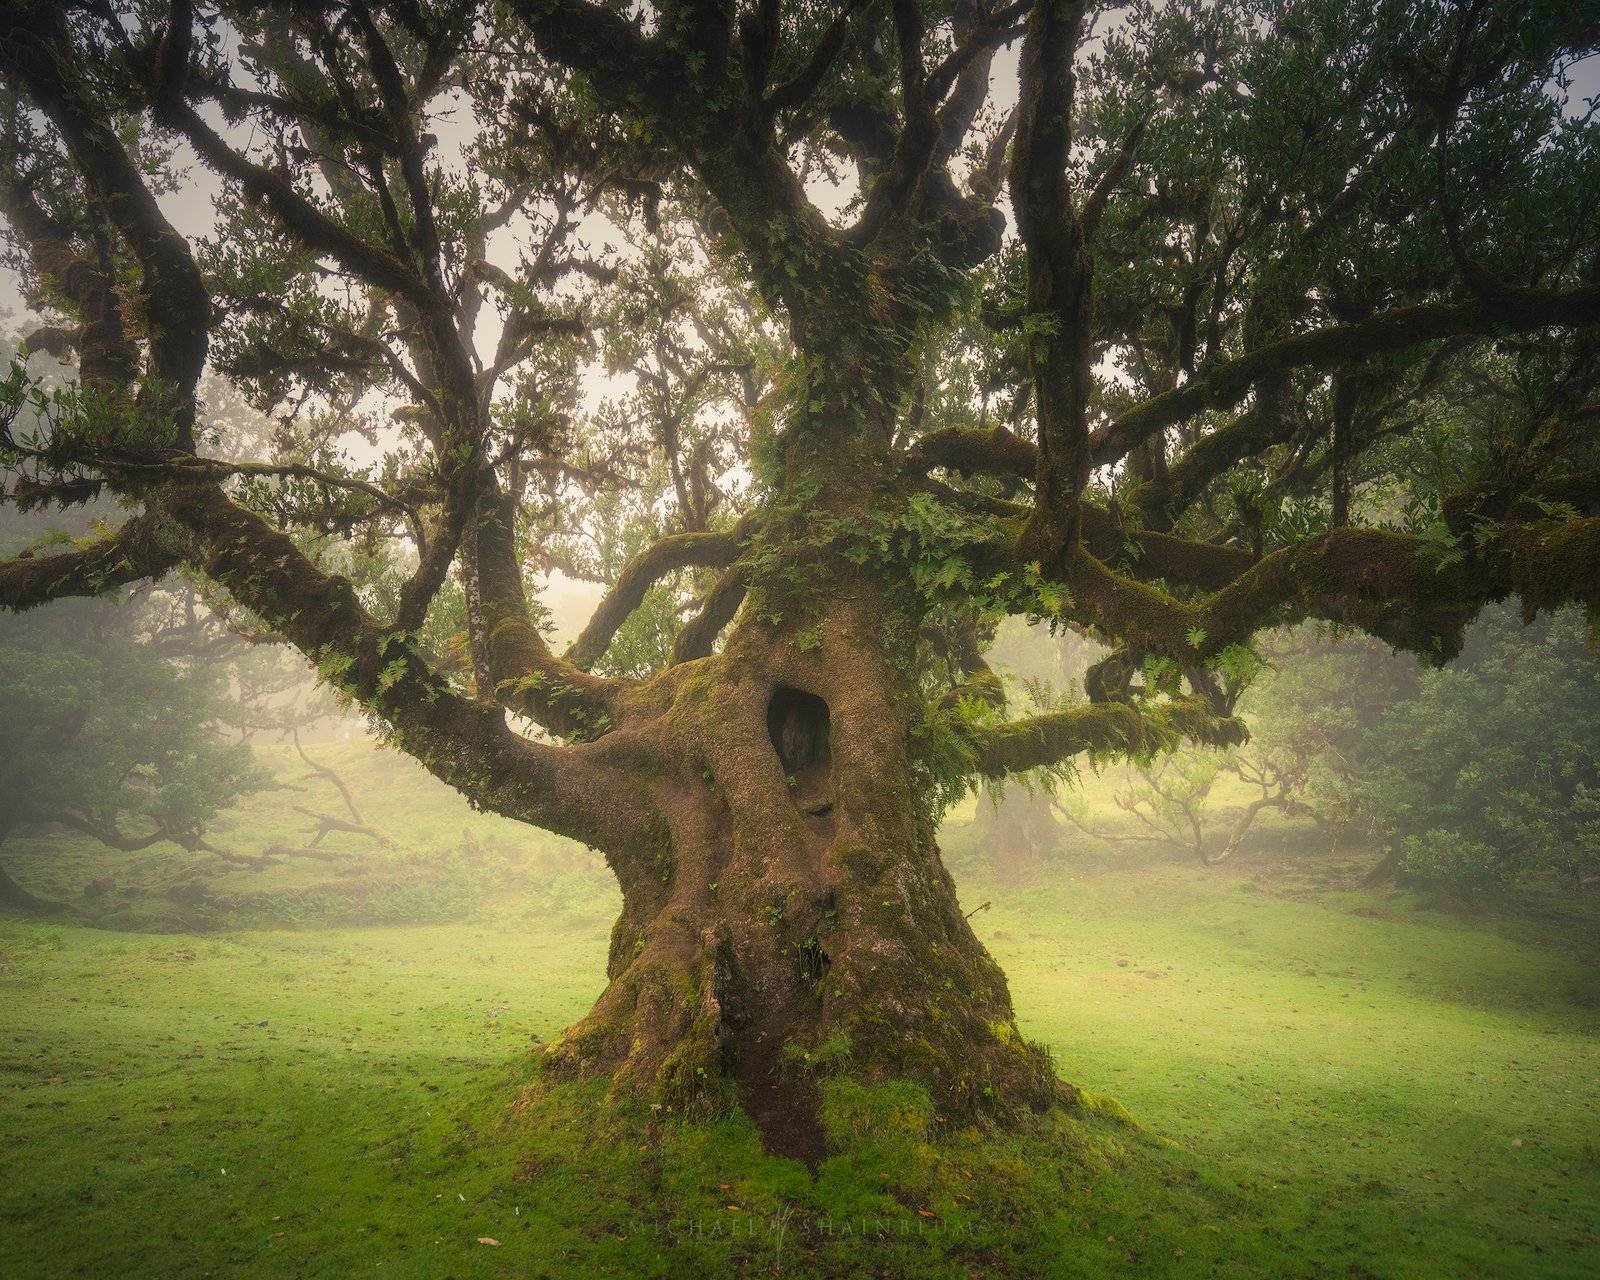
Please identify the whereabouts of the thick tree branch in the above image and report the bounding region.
[900,430,1256,591]
[0,513,182,612]
[672,562,750,664]
[2,3,208,447]
[0,170,136,389]
[146,478,636,847]
[926,0,1032,103]
[1055,518,1600,667]
[565,515,757,671]
[847,0,940,246]
[1011,0,1095,561]
[904,424,1038,479]
[56,813,172,853]
[163,102,432,305]
[763,0,872,115]
[513,0,830,320]
[461,481,620,737]
[970,697,1246,778]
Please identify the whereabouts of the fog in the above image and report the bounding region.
[5,2,1600,1276]
[4,591,1597,1275]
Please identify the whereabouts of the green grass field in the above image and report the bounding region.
[2,751,1598,1277]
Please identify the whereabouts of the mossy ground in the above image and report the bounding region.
[2,754,1598,1277]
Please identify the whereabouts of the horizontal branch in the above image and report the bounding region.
[1091,283,1600,466]
[1076,507,1254,592]
[0,512,182,612]
[56,813,171,853]
[970,697,1246,778]
[903,424,1038,479]
[901,434,1257,593]
[1057,517,1600,666]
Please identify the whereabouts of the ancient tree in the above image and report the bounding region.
[2,0,1598,1154]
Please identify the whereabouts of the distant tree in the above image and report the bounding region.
[969,619,1105,882]
[1225,627,1422,858]
[1354,602,1600,900]
[0,591,267,912]
[1084,607,1600,893]
[969,780,1064,884]
[1110,748,1228,862]
[1055,630,1417,865]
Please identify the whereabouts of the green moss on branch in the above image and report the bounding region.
[970,698,1246,778]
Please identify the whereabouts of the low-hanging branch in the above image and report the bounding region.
[144,476,645,851]
[289,731,393,846]
[0,512,182,612]
[1048,517,1600,667]
[968,696,1248,778]
[293,807,394,847]
[55,813,173,853]
[291,729,362,821]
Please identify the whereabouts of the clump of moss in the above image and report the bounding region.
[780,1031,853,1077]
[1075,1089,1141,1129]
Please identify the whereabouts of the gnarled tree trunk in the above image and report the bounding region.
[541,590,1063,1162]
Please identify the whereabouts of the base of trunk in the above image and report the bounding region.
[729,1019,829,1166]
[502,1065,1143,1276]
[539,820,1067,1166]
[1363,846,1403,887]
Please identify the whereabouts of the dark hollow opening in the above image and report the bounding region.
[766,685,831,776]
[795,936,831,985]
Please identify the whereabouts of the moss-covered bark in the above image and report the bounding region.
[540,586,1064,1163]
